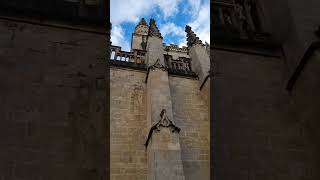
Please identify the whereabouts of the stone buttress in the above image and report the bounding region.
[144,18,185,180]
[185,25,211,106]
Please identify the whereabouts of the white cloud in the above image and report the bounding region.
[110,24,130,51]
[110,0,182,51]
[178,39,187,47]
[159,22,188,48]
[160,22,184,37]
[110,0,182,25]
[186,0,202,16]
[159,0,210,47]
[187,1,210,44]
[110,0,210,51]
[153,0,182,19]
[110,0,152,25]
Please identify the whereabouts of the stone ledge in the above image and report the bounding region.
[109,60,147,71]
[110,60,199,79]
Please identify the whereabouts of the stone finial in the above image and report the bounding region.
[185,25,203,47]
[138,18,148,26]
[148,18,163,39]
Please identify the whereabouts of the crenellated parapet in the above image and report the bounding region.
[110,45,147,68]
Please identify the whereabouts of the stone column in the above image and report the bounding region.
[145,19,185,180]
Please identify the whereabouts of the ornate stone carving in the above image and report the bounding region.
[243,0,256,32]
[135,18,149,35]
[212,0,270,42]
[185,25,203,47]
[148,58,167,71]
[145,109,181,146]
[154,109,180,132]
[148,18,163,39]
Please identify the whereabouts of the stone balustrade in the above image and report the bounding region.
[110,45,146,65]
[110,45,197,77]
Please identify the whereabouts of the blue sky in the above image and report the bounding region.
[110,0,210,51]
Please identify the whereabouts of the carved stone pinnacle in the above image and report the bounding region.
[148,18,163,39]
[185,25,203,47]
[138,18,148,26]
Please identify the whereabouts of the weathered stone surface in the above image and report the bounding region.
[146,37,166,66]
[211,48,319,180]
[169,76,210,180]
[188,44,210,84]
[145,26,185,180]
[110,68,148,180]
[0,17,107,179]
[289,50,320,179]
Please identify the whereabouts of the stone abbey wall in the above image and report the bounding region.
[110,68,148,180]
[211,0,320,179]
[109,18,211,180]
[0,17,107,180]
[169,76,210,180]
[110,68,210,180]
[212,48,317,179]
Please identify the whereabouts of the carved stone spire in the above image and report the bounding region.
[185,25,203,47]
[138,18,148,26]
[148,18,163,39]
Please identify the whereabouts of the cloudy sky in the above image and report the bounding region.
[110,0,210,51]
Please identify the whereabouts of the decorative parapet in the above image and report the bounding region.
[163,44,188,53]
[145,109,181,147]
[185,25,204,47]
[148,18,163,39]
[110,45,146,69]
[211,0,275,46]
